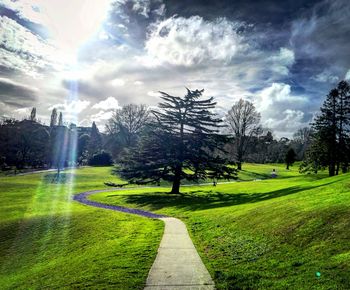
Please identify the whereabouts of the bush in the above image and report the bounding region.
[88,151,113,166]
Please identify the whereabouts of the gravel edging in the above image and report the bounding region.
[73,189,167,219]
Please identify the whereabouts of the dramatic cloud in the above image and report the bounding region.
[0,0,349,136]
[256,83,310,137]
[142,16,248,66]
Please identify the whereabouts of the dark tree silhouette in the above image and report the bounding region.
[115,88,237,194]
[226,99,261,170]
[285,148,296,169]
[30,107,36,122]
[58,112,63,126]
[88,151,113,166]
[87,122,102,157]
[50,108,58,127]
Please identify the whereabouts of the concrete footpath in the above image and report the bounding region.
[144,217,215,290]
[74,189,215,290]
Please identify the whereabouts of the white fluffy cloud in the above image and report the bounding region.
[92,96,120,110]
[269,48,295,76]
[258,83,306,111]
[49,99,90,114]
[256,83,309,136]
[142,16,248,66]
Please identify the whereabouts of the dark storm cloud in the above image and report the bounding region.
[0,78,38,107]
[105,0,165,46]
[164,0,321,24]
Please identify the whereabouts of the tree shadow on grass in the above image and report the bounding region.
[106,179,339,212]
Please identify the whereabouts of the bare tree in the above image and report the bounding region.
[106,104,150,147]
[292,127,313,160]
[226,99,261,170]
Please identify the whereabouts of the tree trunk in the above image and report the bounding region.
[329,163,335,176]
[237,162,242,170]
[170,166,181,194]
[286,163,289,170]
[171,178,180,194]
[335,162,340,175]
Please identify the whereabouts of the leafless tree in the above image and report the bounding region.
[226,98,261,170]
[106,104,150,147]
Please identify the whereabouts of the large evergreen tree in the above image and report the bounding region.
[87,122,102,157]
[115,89,236,194]
[301,81,350,176]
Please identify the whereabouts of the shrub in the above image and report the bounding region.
[88,151,113,166]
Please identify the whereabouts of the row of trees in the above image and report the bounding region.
[2,80,347,190]
[0,109,108,171]
[103,100,307,169]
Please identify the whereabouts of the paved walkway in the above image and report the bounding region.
[73,189,215,289]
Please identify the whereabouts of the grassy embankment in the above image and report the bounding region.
[0,167,163,289]
[90,163,350,289]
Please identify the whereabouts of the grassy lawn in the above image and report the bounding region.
[90,164,350,289]
[0,167,163,289]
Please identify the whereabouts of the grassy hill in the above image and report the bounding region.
[1,164,349,289]
[0,167,162,289]
[90,164,350,289]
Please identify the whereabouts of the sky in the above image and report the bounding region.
[0,0,349,137]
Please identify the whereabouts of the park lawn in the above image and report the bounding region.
[0,167,163,289]
[90,166,350,289]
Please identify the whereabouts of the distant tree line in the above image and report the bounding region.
[0,109,111,172]
[1,80,348,183]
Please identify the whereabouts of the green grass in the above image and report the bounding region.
[2,164,349,289]
[90,164,350,289]
[0,167,163,289]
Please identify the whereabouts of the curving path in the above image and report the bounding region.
[74,188,215,289]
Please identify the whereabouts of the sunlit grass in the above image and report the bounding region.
[1,164,348,289]
[0,167,163,289]
[90,165,350,289]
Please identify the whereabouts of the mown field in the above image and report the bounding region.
[1,164,349,289]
